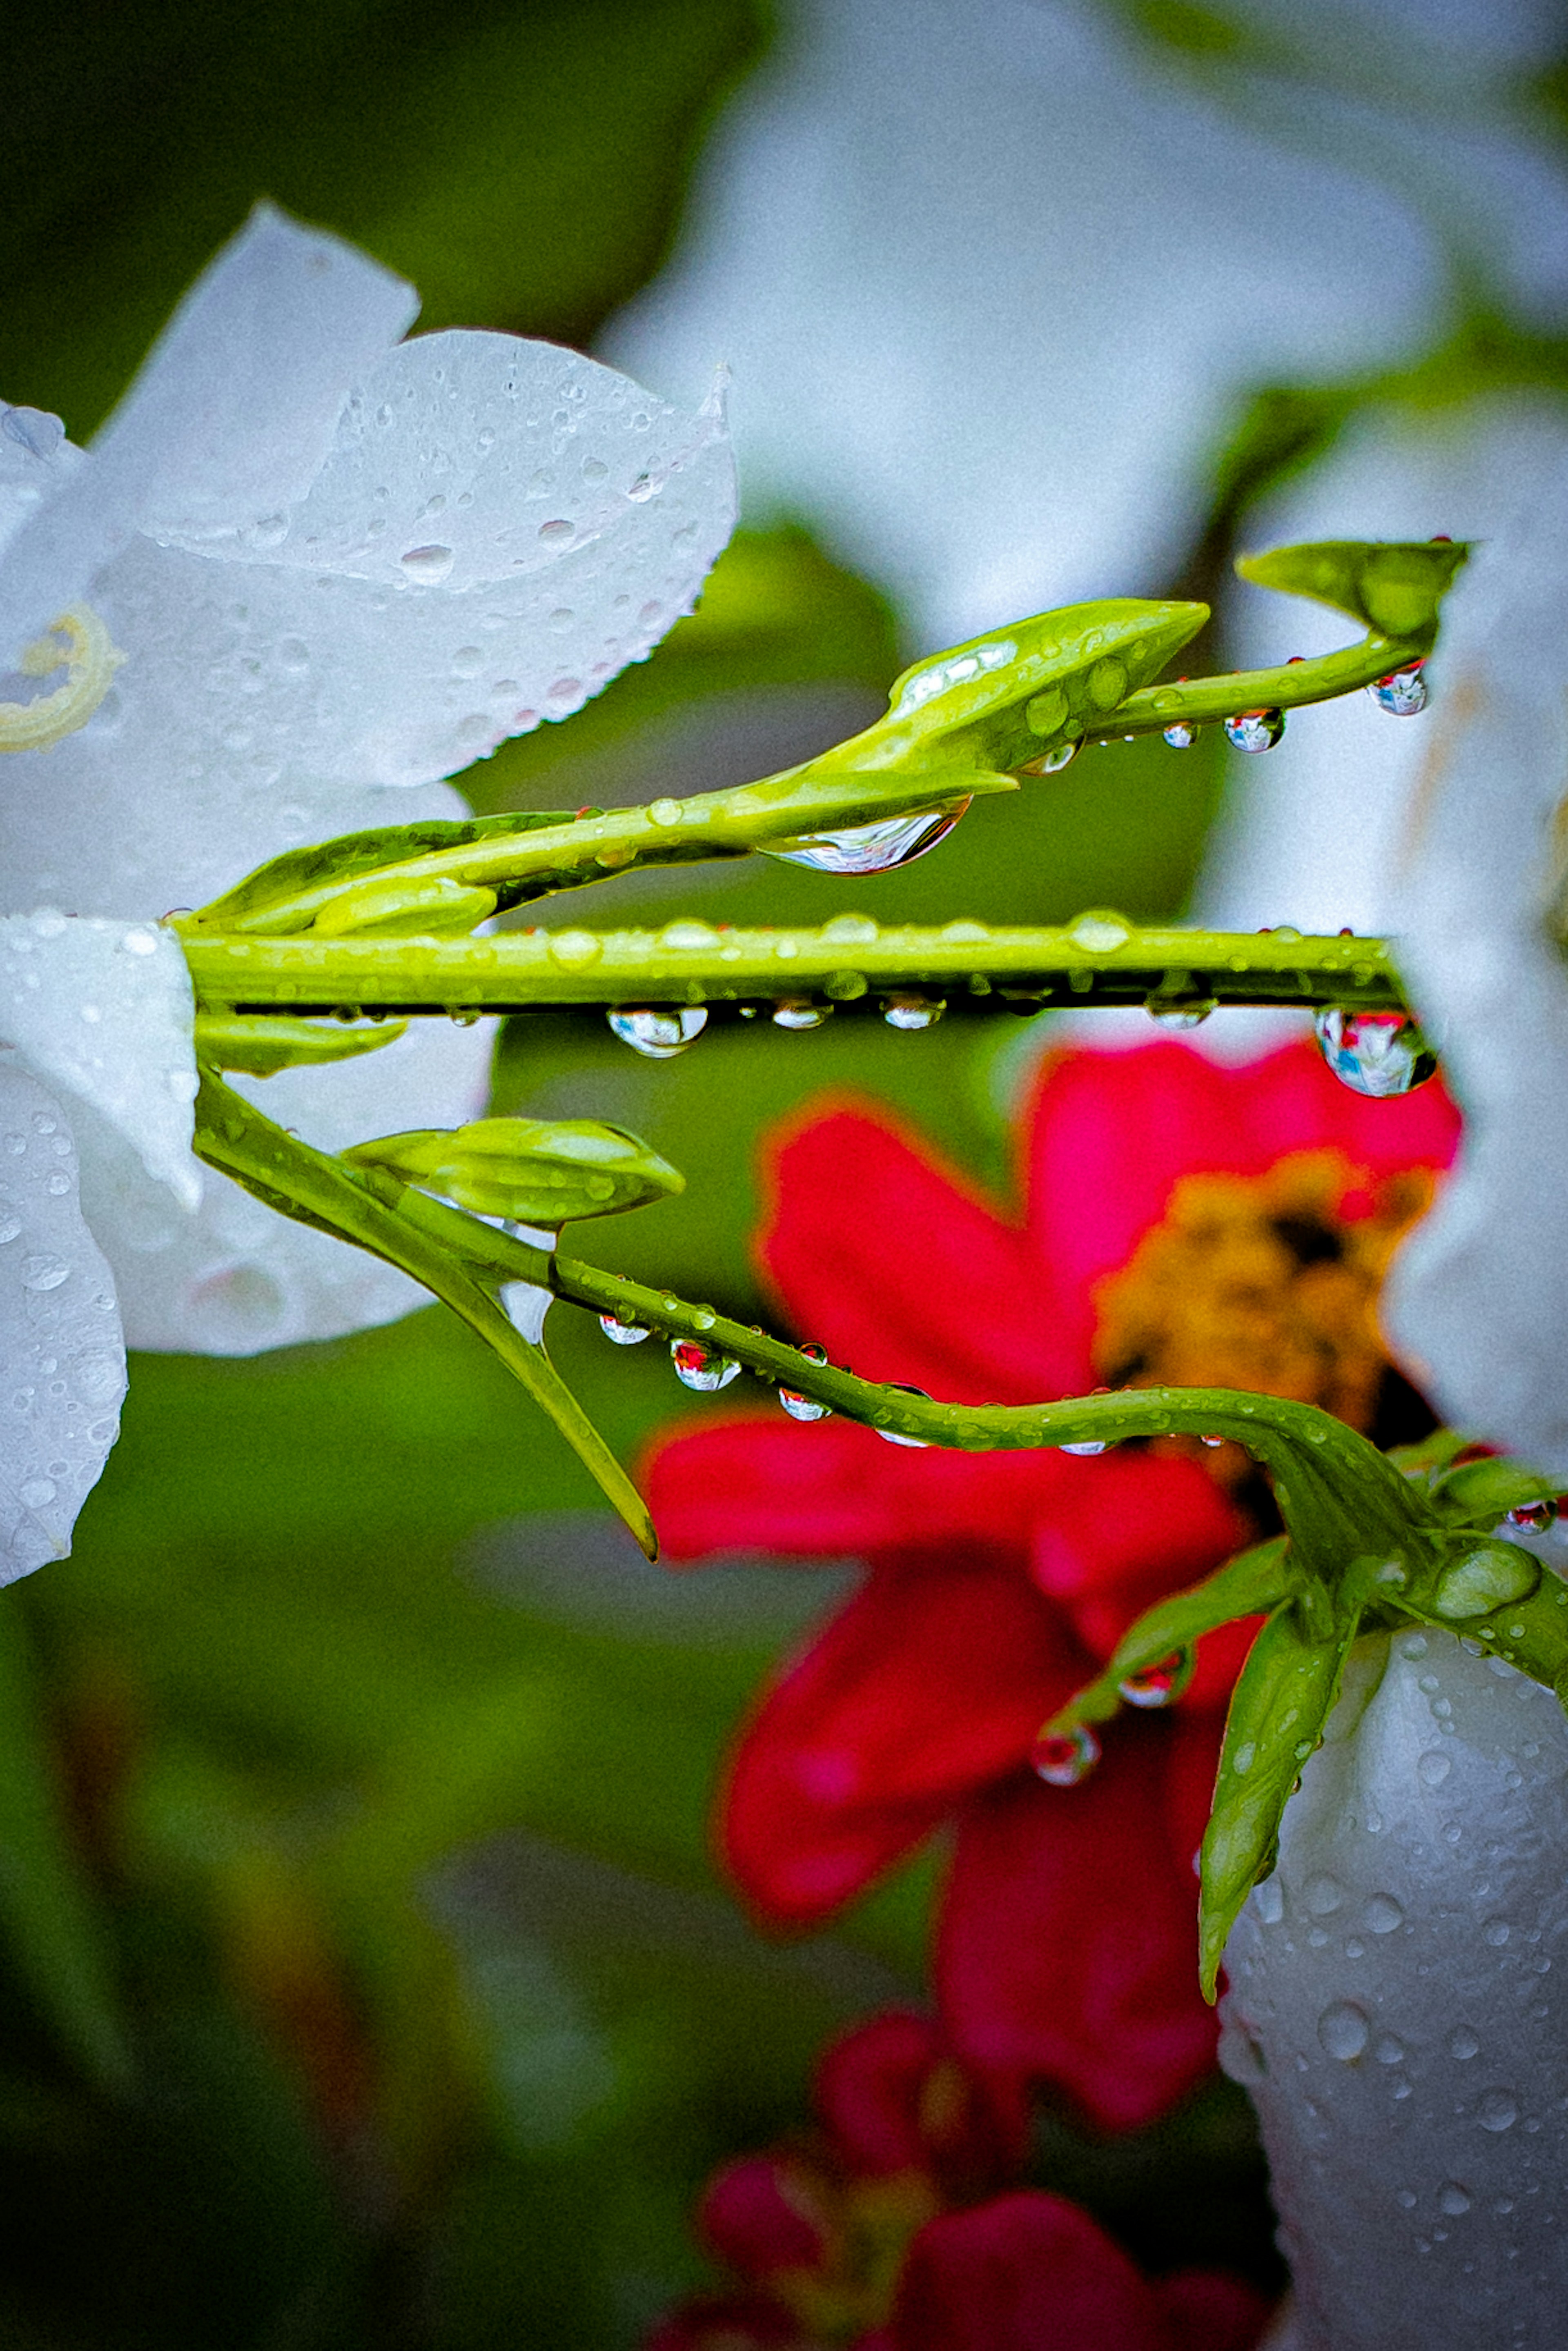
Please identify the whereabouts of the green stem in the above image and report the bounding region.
[179,922,1403,1018]
[1109,630,1422,739]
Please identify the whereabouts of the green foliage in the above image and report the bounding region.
[1234,538,1470,640]
[347,1117,685,1225]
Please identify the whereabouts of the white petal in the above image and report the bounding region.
[1199,396,1568,934]
[0,206,417,659]
[0,1068,127,1584]
[104,1000,498,1357]
[0,913,198,1208]
[1375,451,1568,1468]
[606,0,1439,643]
[0,346,733,917]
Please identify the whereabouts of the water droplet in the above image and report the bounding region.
[1376,2035,1406,2065]
[883,993,945,1031]
[1117,1651,1192,1708]
[659,919,721,952]
[547,929,602,971]
[821,914,880,945]
[876,1383,932,1447]
[670,1338,740,1393]
[1032,1723,1100,1787]
[400,542,454,583]
[0,1214,19,1245]
[773,999,832,1030]
[1368,661,1428,717]
[1506,1498,1557,1534]
[779,1342,833,1422]
[538,519,575,543]
[1224,708,1285,753]
[17,1476,55,1509]
[1087,656,1127,709]
[1163,719,1199,749]
[1070,910,1131,951]
[1365,1892,1405,1934]
[1031,739,1080,775]
[599,1314,650,1346]
[1483,1918,1510,1948]
[1449,2026,1480,2059]
[1438,2182,1472,2216]
[1060,1435,1110,1456]
[606,1007,708,1060]
[1418,1750,1452,1788]
[1478,2088,1519,2131]
[20,1253,68,1292]
[1318,2000,1370,2062]
[1231,1741,1257,1777]
[765,801,970,876]
[1314,1006,1438,1098]
[1147,995,1215,1029]
[1306,1874,1345,1917]
[1254,1875,1285,1925]
[646,797,683,828]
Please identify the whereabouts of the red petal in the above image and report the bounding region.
[1024,1448,1248,1662]
[884,2193,1169,2351]
[723,1548,1090,1925]
[699,2155,832,2280]
[644,1410,1198,1567]
[937,1733,1216,2131]
[814,2009,1029,2187]
[1158,2269,1274,2351]
[760,1101,1088,1402]
[1024,1038,1460,1341]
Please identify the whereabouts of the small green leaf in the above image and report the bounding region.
[346,1118,685,1224]
[0,1599,132,2092]
[1234,539,1469,639]
[192,1013,409,1077]
[1198,1604,1354,1997]
[1046,1536,1288,1735]
[310,875,498,938]
[185,810,589,934]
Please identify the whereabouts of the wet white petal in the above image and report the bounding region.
[0,913,198,1208]
[0,206,416,661]
[1199,397,1568,934]
[607,0,1440,643]
[0,1068,127,1584]
[1372,453,1568,1469]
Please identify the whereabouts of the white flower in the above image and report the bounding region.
[604,0,1568,647]
[1221,1619,1568,2348]
[1196,406,1568,1472]
[0,205,735,1581]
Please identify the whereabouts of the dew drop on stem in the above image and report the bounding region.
[670,1337,740,1393]
[606,1006,708,1059]
[1313,1007,1437,1098]
[764,801,970,876]
[1032,1723,1100,1787]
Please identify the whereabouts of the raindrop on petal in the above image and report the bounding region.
[1224,708,1285,754]
[599,1314,651,1346]
[1368,661,1428,717]
[1478,2089,1519,2132]
[670,1337,740,1393]
[1318,2000,1370,2062]
[399,543,455,583]
[1313,1006,1437,1098]
[1032,1723,1100,1787]
[607,1006,708,1059]
[764,801,970,876]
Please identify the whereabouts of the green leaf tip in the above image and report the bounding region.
[346,1117,685,1224]
[192,1011,409,1076]
[1234,539,1470,641]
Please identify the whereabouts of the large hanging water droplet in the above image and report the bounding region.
[1032,1723,1100,1787]
[1506,1498,1557,1534]
[764,800,970,876]
[1368,661,1428,717]
[876,1383,933,1447]
[1060,1436,1109,1456]
[1313,1006,1437,1098]
[607,1006,708,1060]
[780,1342,833,1422]
[882,993,945,1031]
[1224,708,1285,754]
[1117,1650,1193,1708]
[1146,994,1214,1030]
[599,1313,651,1346]
[671,1337,740,1393]
[1162,719,1199,749]
[772,998,832,1030]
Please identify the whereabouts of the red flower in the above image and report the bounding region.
[645,1040,1459,2129]
[862,2191,1271,2351]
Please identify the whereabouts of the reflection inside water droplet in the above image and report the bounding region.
[1118,1651,1192,1708]
[1314,1006,1437,1098]
[1368,661,1428,717]
[670,1337,740,1393]
[606,1006,708,1060]
[1032,1723,1100,1787]
[1224,708,1285,753]
[599,1314,650,1346]
[765,800,970,876]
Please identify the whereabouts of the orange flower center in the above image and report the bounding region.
[1091,1150,1436,1436]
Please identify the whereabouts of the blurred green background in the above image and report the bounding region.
[4,2,1566,2343]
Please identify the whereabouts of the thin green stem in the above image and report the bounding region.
[179,922,1403,1018]
[1109,631,1420,739]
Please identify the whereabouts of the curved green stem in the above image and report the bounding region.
[1109,630,1423,740]
[179,921,1403,1019]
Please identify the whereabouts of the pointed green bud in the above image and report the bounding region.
[310,874,498,937]
[1234,539,1469,641]
[193,1012,409,1076]
[345,1118,684,1224]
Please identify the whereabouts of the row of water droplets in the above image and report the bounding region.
[1159,659,1428,755]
